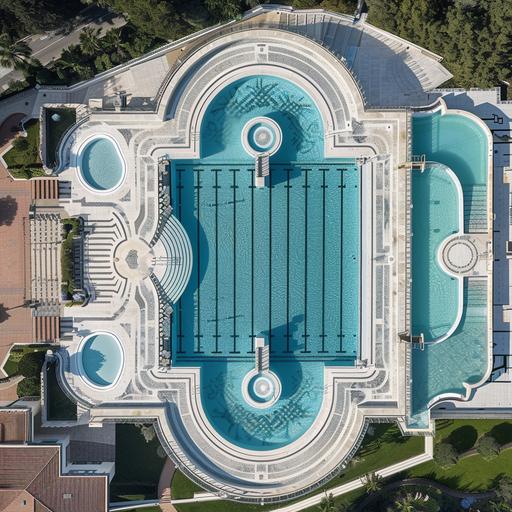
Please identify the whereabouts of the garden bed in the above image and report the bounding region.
[2,345,48,376]
[3,119,45,179]
[61,217,81,299]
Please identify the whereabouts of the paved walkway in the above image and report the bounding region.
[0,114,33,377]
[270,438,433,512]
[169,437,434,510]
[158,457,177,512]
[0,375,22,401]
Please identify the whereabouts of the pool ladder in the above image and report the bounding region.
[255,337,270,371]
[254,154,270,188]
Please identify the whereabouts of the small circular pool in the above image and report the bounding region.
[80,332,123,388]
[249,123,276,151]
[79,136,125,192]
[241,369,281,409]
[241,117,282,157]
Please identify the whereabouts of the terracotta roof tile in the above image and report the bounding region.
[0,409,30,443]
[0,445,107,512]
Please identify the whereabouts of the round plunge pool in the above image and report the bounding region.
[79,332,124,388]
[78,136,125,192]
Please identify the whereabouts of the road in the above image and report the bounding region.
[0,6,126,91]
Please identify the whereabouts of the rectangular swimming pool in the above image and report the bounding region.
[171,162,361,364]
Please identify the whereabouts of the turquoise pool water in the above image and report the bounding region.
[410,111,489,428]
[411,165,460,342]
[413,111,488,232]
[168,76,361,449]
[79,137,124,191]
[81,333,123,387]
[248,121,276,152]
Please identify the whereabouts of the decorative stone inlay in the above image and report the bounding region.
[114,238,155,280]
[241,116,282,157]
[241,369,282,409]
[441,236,479,275]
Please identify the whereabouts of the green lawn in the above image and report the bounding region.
[3,119,45,179]
[407,419,512,491]
[171,470,203,499]
[44,107,76,168]
[175,424,425,512]
[110,424,166,503]
[301,488,366,512]
[2,345,49,376]
[45,360,77,421]
[174,420,512,511]
[122,508,161,512]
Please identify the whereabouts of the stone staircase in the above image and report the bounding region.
[30,213,60,305]
[463,185,487,233]
[152,215,192,304]
[255,338,270,372]
[83,213,128,305]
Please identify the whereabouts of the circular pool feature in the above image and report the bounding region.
[251,124,275,151]
[79,332,124,388]
[440,236,479,276]
[253,375,274,399]
[78,136,125,192]
[241,369,282,409]
[241,117,282,157]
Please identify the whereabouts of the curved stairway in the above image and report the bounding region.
[152,215,193,304]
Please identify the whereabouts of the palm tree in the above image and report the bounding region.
[79,26,102,56]
[54,50,92,81]
[490,500,512,512]
[393,492,430,512]
[318,492,336,512]
[317,493,349,512]
[103,28,122,50]
[0,34,32,71]
[362,472,383,494]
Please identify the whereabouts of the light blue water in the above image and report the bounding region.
[413,112,488,231]
[248,122,276,152]
[410,111,489,428]
[411,165,459,342]
[80,138,124,191]
[167,76,361,449]
[81,333,123,386]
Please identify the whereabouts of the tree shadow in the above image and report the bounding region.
[0,304,10,323]
[0,196,18,226]
[489,422,512,445]
[446,425,478,453]
[491,472,509,489]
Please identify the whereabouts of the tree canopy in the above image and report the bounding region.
[367,0,512,89]
[0,0,83,39]
[433,442,458,467]
[18,351,45,378]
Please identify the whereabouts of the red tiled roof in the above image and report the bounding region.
[0,409,30,443]
[0,445,107,512]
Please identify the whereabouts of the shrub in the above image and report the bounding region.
[477,435,500,459]
[496,476,512,503]
[136,423,156,443]
[12,136,29,152]
[433,442,458,467]
[17,376,40,397]
[17,351,45,378]
[61,218,80,296]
